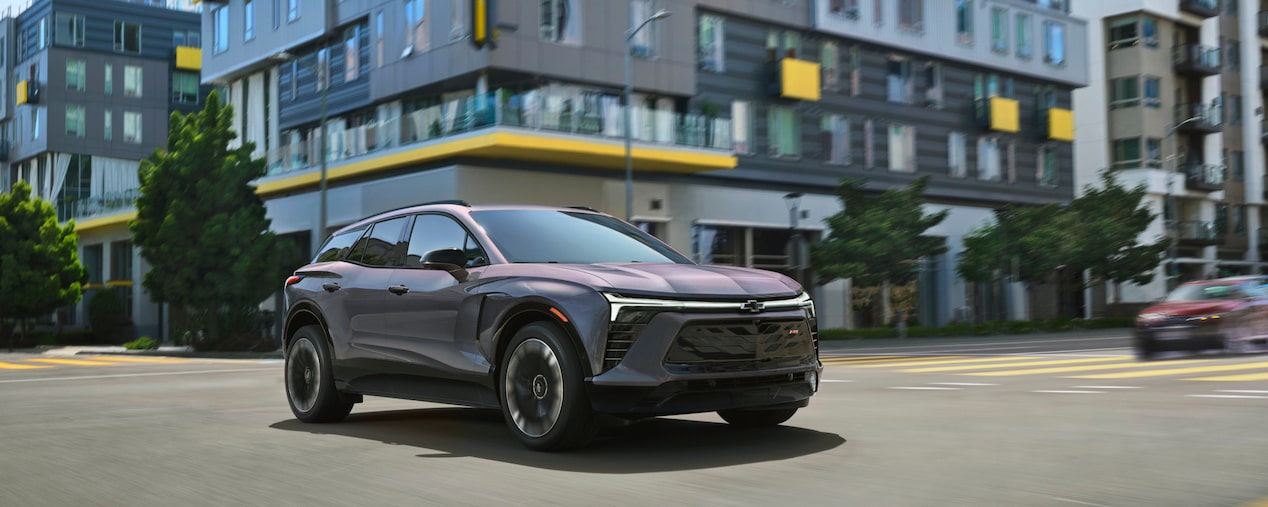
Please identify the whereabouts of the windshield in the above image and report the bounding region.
[1164,284,1246,302]
[470,210,692,264]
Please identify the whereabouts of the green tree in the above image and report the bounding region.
[131,90,295,345]
[956,203,1070,286]
[1066,171,1169,301]
[0,181,87,351]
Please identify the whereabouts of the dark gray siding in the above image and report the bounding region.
[277,18,370,129]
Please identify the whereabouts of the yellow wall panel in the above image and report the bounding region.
[176,46,202,71]
[15,80,27,105]
[989,97,1020,133]
[1048,108,1074,141]
[780,58,821,102]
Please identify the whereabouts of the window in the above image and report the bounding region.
[699,15,725,72]
[124,65,142,98]
[213,7,228,53]
[924,63,943,107]
[1229,95,1242,125]
[822,41,839,91]
[273,0,280,29]
[104,64,112,95]
[1016,13,1031,57]
[1143,77,1161,107]
[405,0,429,52]
[55,13,84,47]
[376,12,384,67]
[1107,17,1138,49]
[406,215,487,268]
[540,0,579,44]
[173,30,200,48]
[1037,146,1057,187]
[172,72,198,104]
[782,31,800,59]
[886,57,912,104]
[288,0,300,22]
[1234,205,1246,234]
[1006,141,1016,182]
[1110,77,1139,109]
[898,0,923,31]
[104,110,112,141]
[123,111,142,144]
[888,124,916,172]
[114,21,141,53]
[1111,138,1141,169]
[630,0,656,57]
[955,0,972,45]
[66,59,85,91]
[1231,150,1244,181]
[990,7,1007,53]
[358,217,409,267]
[847,46,861,96]
[451,0,467,40]
[863,119,875,167]
[731,100,752,154]
[822,114,850,165]
[1043,21,1065,65]
[977,137,1000,181]
[1142,17,1157,47]
[65,104,85,137]
[873,0,883,24]
[245,0,256,40]
[948,132,966,177]
[1146,138,1162,167]
[314,226,366,263]
[38,16,48,49]
[316,48,329,91]
[829,0,860,19]
[344,25,360,82]
[1227,40,1240,71]
[768,106,800,158]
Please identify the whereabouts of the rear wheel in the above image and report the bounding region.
[718,408,799,427]
[498,322,596,451]
[285,325,354,423]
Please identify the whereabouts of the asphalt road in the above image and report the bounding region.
[2,333,1267,507]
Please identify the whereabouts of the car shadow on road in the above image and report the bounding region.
[270,407,845,472]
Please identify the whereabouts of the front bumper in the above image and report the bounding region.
[1135,325,1225,352]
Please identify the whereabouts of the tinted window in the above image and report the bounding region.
[405,214,488,268]
[313,227,366,263]
[1165,284,1246,301]
[470,210,691,264]
[358,217,410,267]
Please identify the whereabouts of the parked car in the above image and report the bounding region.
[282,201,821,450]
[1134,276,1268,360]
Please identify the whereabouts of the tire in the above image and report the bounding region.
[718,408,799,428]
[285,325,355,423]
[1135,341,1156,361]
[498,321,596,451]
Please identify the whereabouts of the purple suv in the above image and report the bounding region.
[282,201,821,450]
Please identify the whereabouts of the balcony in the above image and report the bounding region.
[1174,103,1223,134]
[974,96,1021,133]
[1173,44,1221,76]
[1260,11,1268,38]
[1179,0,1220,18]
[1174,220,1222,246]
[55,189,141,224]
[1184,163,1225,191]
[259,89,737,195]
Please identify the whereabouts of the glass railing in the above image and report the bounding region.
[1174,103,1222,130]
[1173,44,1221,70]
[1175,220,1220,241]
[266,89,735,177]
[1185,163,1225,186]
[56,189,142,222]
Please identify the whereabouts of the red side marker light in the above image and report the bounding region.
[549,307,569,323]
[285,275,303,286]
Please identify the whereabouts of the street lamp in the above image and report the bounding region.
[784,192,804,285]
[1164,114,1202,289]
[624,7,670,221]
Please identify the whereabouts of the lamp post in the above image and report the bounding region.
[624,7,670,221]
[1164,114,1202,289]
[784,192,804,286]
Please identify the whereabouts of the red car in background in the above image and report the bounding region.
[1134,277,1268,360]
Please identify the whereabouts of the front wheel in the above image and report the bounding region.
[285,325,354,423]
[498,322,596,451]
[718,408,799,427]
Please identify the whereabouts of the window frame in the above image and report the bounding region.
[113,20,141,54]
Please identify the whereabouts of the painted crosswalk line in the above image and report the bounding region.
[1071,361,1268,379]
[822,355,967,366]
[1184,371,1268,382]
[0,361,53,370]
[901,357,1124,373]
[86,356,193,364]
[24,358,125,366]
[965,359,1210,377]
[847,356,1042,369]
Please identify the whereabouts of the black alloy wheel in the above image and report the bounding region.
[286,325,355,423]
[499,321,596,451]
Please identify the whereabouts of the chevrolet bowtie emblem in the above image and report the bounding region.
[740,300,766,313]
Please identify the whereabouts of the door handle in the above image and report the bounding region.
[322,283,341,292]
[388,284,410,295]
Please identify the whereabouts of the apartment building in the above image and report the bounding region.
[0,0,204,339]
[1073,0,1268,315]
[201,0,1085,328]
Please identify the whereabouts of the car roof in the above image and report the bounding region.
[330,202,604,236]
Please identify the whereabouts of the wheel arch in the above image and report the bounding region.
[283,302,332,354]
[490,303,592,390]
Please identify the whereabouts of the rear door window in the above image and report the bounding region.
[313,227,367,263]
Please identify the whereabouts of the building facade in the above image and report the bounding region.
[199,0,1087,329]
[1073,0,1268,315]
[0,0,204,339]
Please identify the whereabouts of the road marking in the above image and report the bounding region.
[1187,394,1268,399]
[1185,372,1268,382]
[902,357,1124,373]
[24,358,123,366]
[1050,497,1111,507]
[841,335,1130,353]
[824,355,967,366]
[1217,390,1268,394]
[85,356,193,363]
[1242,495,1268,507]
[1071,360,1268,379]
[0,367,276,384]
[1032,390,1104,394]
[966,359,1208,377]
[1071,386,1142,390]
[929,382,997,386]
[820,355,904,363]
[847,356,1040,369]
[889,386,961,390]
[820,379,854,383]
[0,361,53,370]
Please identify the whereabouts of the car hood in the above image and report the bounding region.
[486,262,803,299]
[1141,300,1240,317]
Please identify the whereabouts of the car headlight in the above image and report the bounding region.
[1137,313,1166,322]
[1185,313,1225,323]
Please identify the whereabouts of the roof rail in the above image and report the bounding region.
[421,199,471,207]
[567,205,600,213]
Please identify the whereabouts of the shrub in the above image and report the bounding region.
[87,291,125,344]
[123,336,159,350]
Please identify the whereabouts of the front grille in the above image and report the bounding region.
[603,309,658,371]
[666,319,815,365]
[684,372,807,391]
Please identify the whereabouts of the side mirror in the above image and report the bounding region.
[422,248,469,282]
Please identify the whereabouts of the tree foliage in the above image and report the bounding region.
[131,90,295,342]
[1067,171,1170,288]
[956,204,1069,286]
[0,180,87,349]
[810,176,950,288]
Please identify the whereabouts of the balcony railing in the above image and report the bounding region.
[1174,103,1223,134]
[56,189,141,223]
[1184,163,1225,191]
[1173,44,1221,75]
[266,90,734,176]
[1174,220,1222,245]
[1180,0,1220,18]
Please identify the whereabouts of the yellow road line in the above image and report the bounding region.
[87,356,192,364]
[1071,361,1268,379]
[0,361,53,370]
[966,360,1210,377]
[1185,371,1268,381]
[848,356,1042,369]
[825,355,966,366]
[820,355,905,363]
[1242,496,1268,507]
[25,358,123,366]
[902,357,1124,373]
